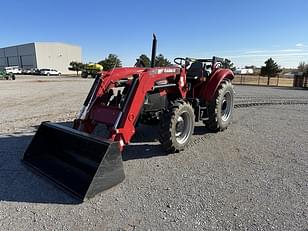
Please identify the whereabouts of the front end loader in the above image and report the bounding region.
[23,35,234,201]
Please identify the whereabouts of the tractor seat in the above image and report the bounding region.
[186,62,204,80]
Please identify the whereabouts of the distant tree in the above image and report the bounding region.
[260,58,281,85]
[304,65,308,77]
[68,61,84,76]
[222,59,236,71]
[298,61,308,77]
[155,54,172,67]
[98,54,122,71]
[298,61,306,72]
[135,54,151,67]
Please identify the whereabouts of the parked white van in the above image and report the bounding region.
[5,66,22,74]
[40,69,61,76]
[234,68,254,75]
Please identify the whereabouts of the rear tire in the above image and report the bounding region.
[159,99,195,153]
[205,80,234,131]
[81,71,88,78]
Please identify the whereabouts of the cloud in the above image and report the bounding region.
[229,52,308,68]
[214,46,308,68]
[228,52,308,58]
[296,43,304,47]
[279,49,302,52]
[233,48,307,58]
[243,48,303,55]
[244,50,267,54]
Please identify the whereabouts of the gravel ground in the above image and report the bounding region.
[0,76,307,230]
[0,75,92,134]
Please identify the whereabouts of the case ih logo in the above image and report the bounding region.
[151,68,180,75]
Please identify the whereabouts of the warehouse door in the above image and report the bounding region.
[20,55,35,69]
[0,57,7,69]
[7,56,19,66]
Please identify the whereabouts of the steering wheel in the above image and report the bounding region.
[174,57,194,68]
[174,57,186,66]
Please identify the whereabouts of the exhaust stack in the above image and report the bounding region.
[151,34,157,68]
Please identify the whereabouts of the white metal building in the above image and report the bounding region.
[0,42,82,74]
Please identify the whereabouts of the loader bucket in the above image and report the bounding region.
[23,122,125,201]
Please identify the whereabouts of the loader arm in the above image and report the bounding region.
[115,71,185,144]
[83,67,185,147]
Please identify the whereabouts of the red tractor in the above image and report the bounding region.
[23,35,234,201]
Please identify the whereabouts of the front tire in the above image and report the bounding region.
[159,99,195,153]
[81,71,88,78]
[205,80,234,131]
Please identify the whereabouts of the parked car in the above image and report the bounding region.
[4,66,22,74]
[22,69,32,74]
[234,68,254,75]
[40,69,61,76]
[30,68,41,75]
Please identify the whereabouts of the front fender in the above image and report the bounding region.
[203,69,234,102]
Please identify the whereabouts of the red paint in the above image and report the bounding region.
[90,105,121,126]
[203,69,234,101]
[78,64,233,148]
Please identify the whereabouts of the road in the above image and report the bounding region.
[0,76,307,230]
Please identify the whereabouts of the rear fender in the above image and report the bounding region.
[203,69,234,102]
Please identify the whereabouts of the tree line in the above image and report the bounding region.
[69,54,308,86]
[69,54,238,76]
[69,53,172,75]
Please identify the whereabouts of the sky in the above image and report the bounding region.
[1,0,308,68]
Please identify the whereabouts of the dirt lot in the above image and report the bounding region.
[0,76,307,230]
[0,75,92,134]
